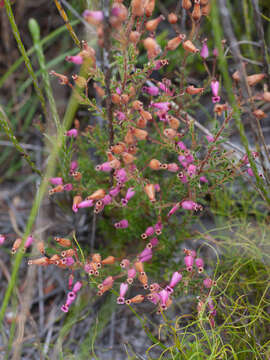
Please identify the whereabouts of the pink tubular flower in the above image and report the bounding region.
[83,10,104,24]
[0,234,5,245]
[213,48,218,57]
[66,291,76,305]
[66,129,78,138]
[68,274,74,290]
[195,258,204,273]
[142,226,155,239]
[125,187,135,201]
[120,258,130,268]
[149,237,158,247]
[166,272,182,294]
[206,135,215,143]
[159,289,169,310]
[178,155,188,168]
[151,101,171,112]
[127,268,136,283]
[147,292,160,304]
[168,203,180,217]
[154,221,163,235]
[177,141,187,151]
[65,55,83,65]
[70,160,78,174]
[177,172,188,183]
[167,163,179,172]
[73,281,82,293]
[154,184,160,192]
[77,200,94,209]
[184,255,194,272]
[64,184,73,191]
[200,176,208,183]
[169,272,183,288]
[25,235,34,249]
[138,247,152,262]
[181,200,196,210]
[211,80,221,103]
[50,177,63,185]
[115,111,126,121]
[143,86,159,96]
[117,282,129,304]
[247,167,254,177]
[103,194,112,205]
[187,164,197,177]
[158,82,173,96]
[109,186,121,197]
[114,219,129,229]
[115,168,127,183]
[116,87,121,95]
[62,257,75,266]
[95,162,112,172]
[200,39,209,59]
[203,278,213,288]
[61,304,69,313]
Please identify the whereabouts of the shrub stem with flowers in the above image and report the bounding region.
[2,0,270,353]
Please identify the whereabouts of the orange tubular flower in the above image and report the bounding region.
[126,294,145,304]
[11,238,22,254]
[144,183,156,202]
[54,237,72,247]
[87,189,106,200]
[167,34,186,51]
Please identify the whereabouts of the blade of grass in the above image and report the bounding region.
[211,0,270,205]
[28,18,61,131]
[0,20,79,89]
[4,0,47,119]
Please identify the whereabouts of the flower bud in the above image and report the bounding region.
[149,159,162,170]
[54,237,71,247]
[253,109,267,120]
[49,185,64,195]
[195,258,204,273]
[134,261,144,273]
[247,73,265,86]
[131,0,145,17]
[167,34,186,51]
[184,255,194,271]
[114,219,129,229]
[186,85,204,95]
[144,183,156,202]
[146,15,164,32]
[28,257,49,266]
[164,128,177,139]
[138,272,149,289]
[126,294,144,304]
[182,0,192,9]
[183,40,199,54]
[192,0,201,21]
[50,177,63,185]
[11,238,22,254]
[145,0,155,17]
[83,10,104,25]
[168,13,178,24]
[101,256,115,265]
[201,2,211,16]
[87,189,106,200]
[200,39,209,59]
[65,55,83,65]
[129,31,141,44]
[143,37,161,59]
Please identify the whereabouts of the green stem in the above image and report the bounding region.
[28,18,61,131]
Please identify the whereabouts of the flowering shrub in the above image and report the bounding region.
[2,0,270,347]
